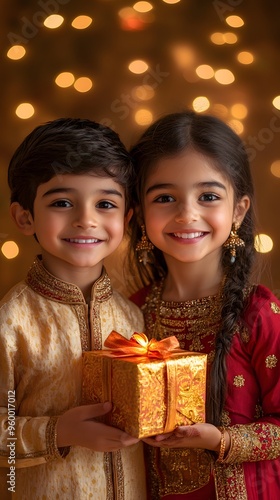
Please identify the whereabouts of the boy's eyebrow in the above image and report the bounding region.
[146,181,226,195]
[42,187,123,197]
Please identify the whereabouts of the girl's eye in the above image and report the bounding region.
[51,199,72,208]
[154,195,175,203]
[199,193,220,202]
[96,201,116,209]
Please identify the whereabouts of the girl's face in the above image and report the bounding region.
[143,149,249,270]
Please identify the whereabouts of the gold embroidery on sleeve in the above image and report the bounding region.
[233,375,245,387]
[271,302,280,314]
[265,354,278,368]
[45,416,70,462]
[224,423,280,464]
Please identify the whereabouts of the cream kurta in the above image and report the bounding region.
[0,257,146,500]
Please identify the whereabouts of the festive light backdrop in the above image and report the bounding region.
[0,0,280,298]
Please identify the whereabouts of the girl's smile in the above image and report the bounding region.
[144,148,249,274]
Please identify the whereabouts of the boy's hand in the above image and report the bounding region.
[56,402,140,451]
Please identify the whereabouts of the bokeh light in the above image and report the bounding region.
[134,109,153,125]
[15,103,35,119]
[128,60,149,74]
[270,160,280,178]
[1,241,19,259]
[71,16,93,29]
[44,15,64,29]
[7,45,26,60]
[73,77,93,93]
[55,72,75,88]
[255,234,273,253]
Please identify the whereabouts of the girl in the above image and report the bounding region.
[129,111,280,499]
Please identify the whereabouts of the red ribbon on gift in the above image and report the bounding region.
[104,330,182,359]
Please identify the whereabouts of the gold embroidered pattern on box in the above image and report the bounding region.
[271,301,280,314]
[233,375,245,387]
[265,354,278,368]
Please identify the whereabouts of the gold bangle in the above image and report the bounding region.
[217,426,226,463]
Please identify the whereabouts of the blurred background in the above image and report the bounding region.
[0,0,280,299]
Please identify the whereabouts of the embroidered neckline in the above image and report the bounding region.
[25,256,112,304]
[148,279,223,317]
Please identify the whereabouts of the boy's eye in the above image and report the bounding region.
[154,194,175,203]
[96,200,116,209]
[51,199,72,208]
[199,193,220,202]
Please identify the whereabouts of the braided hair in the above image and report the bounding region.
[129,110,257,426]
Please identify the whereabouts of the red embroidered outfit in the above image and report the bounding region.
[131,283,280,500]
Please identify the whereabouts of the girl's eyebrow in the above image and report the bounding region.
[42,187,123,197]
[146,181,226,195]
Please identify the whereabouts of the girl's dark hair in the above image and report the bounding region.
[129,110,257,426]
[8,117,133,215]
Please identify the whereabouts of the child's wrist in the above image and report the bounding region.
[216,427,230,462]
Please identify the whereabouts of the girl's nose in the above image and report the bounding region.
[174,203,198,224]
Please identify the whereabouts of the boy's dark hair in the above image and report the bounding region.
[8,117,133,215]
[129,110,258,427]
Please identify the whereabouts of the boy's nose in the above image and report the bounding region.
[72,208,98,228]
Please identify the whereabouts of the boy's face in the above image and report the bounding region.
[14,174,130,282]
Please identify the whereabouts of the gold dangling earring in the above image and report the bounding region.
[136,224,154,265]
[223,222,245,264]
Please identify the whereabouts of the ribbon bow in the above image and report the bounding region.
[104,331,182,359]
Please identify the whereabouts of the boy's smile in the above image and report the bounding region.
[26,174,129,285]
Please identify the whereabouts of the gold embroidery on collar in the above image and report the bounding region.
[26,256,112,304]
[233,375,245,387]
[26,256,84,303]
[265,354,278,368]
[271,302,280,314]
[143,281,222,354]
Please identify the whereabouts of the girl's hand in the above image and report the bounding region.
[56,402,140,452]
[143,423,228,453]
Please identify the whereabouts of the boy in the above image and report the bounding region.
[0,118,146,499]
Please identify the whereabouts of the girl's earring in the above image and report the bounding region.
[136,224,154,265]
[223,222,245,264]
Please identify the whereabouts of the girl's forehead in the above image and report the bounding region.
[145,150,229,184]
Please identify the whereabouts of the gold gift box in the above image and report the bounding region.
[82,332,207,439]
